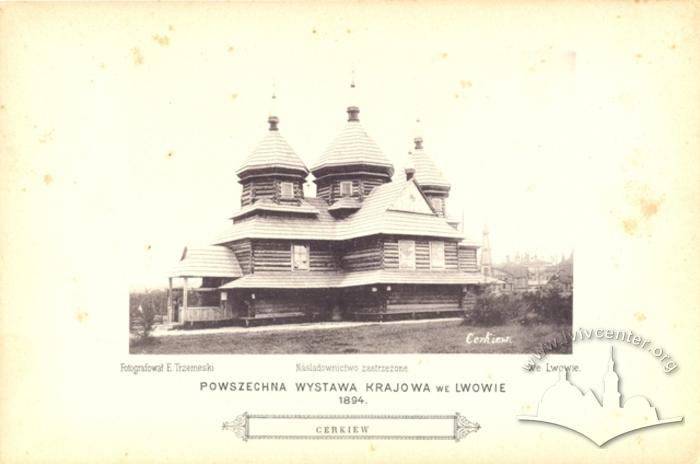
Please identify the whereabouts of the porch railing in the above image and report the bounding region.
[181,305,234,323]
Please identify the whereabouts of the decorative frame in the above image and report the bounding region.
[222,412,480,442]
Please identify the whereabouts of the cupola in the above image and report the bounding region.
[236,112,309,207]
[311,84,394,205]
[406,135,451,217]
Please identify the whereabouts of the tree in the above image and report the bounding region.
[129,288,164,341]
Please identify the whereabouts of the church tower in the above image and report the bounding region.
[480,225,493,277]
[235,98,309,208]
[603,347,621,409]
[311,83,394,213]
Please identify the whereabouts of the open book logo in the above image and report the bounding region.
[518,347,683,446]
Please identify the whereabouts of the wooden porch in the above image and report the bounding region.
[167,276,236,325]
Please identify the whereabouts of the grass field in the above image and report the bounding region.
[130,320,571,354]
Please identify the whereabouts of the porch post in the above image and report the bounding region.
[167,277,173,323]
[183,277,188,324]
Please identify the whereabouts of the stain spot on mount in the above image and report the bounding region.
[76,311,89,323]
[166,151,174,159]
[231,93,238,101]
[152,34,170,46]
[131,48,144,65]
[312,27,318,35]
[43,174,53,185]
[39,130,54,144]
[228,46,235,53]
[168,24,175,32]
[638,196,662,218]
[622,218,638,235]
[620,182,664,236]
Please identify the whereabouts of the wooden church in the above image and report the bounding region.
[167,100,485,326]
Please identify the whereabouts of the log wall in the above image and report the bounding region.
[250,240,341,272]
[230,240,252,274]
[239,289,330,317]
[316,175,388,203]
[386,284,461,313]
[458,246,478,271]
[240,178,303,206]
[445,242,459,270]
[252,239,292,272]
[309,242,340,271]
[340,237,383,271]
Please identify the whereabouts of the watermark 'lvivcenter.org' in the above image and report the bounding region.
[523,328,678,373]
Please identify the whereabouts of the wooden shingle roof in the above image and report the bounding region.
[170,245,242,278]
[212,197,336,243]
[231,199,320,221]
[236,122,309,176]
[311,111,394,175]
[212,180,471,244]
[219,270,484,289]
[328,196,362,212]
[408,141,450,188]
[459,238,481,247]
[339,181,462,239]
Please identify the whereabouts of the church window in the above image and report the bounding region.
[398,240,416,270]
[292,244,309,270]
[280,182,294,199]
[430,241,445,269]
[340,181,353,197]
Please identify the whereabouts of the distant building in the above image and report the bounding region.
[492,252,573,294]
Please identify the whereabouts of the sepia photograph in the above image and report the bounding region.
[3,2,698,463]
[128,45,575,354]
